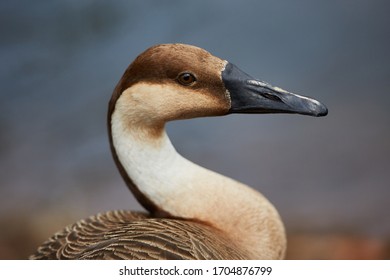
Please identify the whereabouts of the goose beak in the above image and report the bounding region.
[222,62,328,117]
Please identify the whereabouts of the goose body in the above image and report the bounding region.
[30,44,327,260]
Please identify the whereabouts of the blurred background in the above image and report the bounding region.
[1,0,389,259]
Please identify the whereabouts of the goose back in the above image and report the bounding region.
[30,210,247,260]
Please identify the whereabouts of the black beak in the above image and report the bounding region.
[222,62,328,117]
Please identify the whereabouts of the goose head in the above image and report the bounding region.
[107,44,327,258]
[109,44,327,131]
[108,43,327,218]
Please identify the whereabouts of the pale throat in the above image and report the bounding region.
[110,95,255,221]
[110,92,286,259]
[111,105,224,219]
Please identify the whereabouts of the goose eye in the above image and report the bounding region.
[177,72,196,86]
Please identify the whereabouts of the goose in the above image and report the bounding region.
[30,43,327,260]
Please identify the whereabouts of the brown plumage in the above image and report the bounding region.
[30,44,327,260]
[30,210,246,260]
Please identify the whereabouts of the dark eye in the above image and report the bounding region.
[177,72,196,86]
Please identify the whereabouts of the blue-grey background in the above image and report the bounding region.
[1,0,389,259]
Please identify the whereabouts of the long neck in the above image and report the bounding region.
[110,104,286,260]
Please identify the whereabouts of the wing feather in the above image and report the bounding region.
[30,210,246,260]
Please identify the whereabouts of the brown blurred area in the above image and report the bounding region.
[286,233,390,260]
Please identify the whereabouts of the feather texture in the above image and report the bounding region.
[30,210,247,260]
